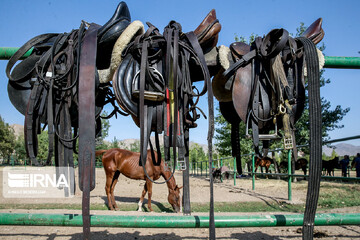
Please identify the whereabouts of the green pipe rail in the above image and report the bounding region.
[0,213,359,228]
[0,47,359,69]
[0,47,33,60]
[324,56,360,69]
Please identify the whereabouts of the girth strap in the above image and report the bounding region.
[297,37,322,240]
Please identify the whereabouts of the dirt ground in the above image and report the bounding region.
[1,167,360,239]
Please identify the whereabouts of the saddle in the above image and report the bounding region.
[213,18,324,158]
[5,2,131,187]
[112,10,220,177]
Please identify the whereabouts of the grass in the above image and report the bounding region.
[1,182,359,214]
[318,182,360,209]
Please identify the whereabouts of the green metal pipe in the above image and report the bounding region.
[0,47,359,69]
[0,47,33,60]
[324,56,360,69]
[252,154,255,190]
[288,150,292,201]
[233,157,236,186]
[0,213,359,228]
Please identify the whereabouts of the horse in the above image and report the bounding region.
[322,157,340,176]
[252,156,274,179]
[254,157,273,173]
[280,158,308,175]
[212,166,230,180]
[295,158,308,175]
[96,148,182,212]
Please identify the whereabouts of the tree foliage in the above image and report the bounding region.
[189,143,207,163]
[0,116,16,162]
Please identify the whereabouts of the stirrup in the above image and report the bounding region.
[132,90,165,101]
[245,114,281,140]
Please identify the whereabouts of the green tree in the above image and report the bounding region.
[110,137,119,148]
[214,111,253,158]
[95,111,111,150]
[36,130,52,165]
[14,134,27,164]
[129,140,140,152]
[189,143,207,163]
[0,116,16,163]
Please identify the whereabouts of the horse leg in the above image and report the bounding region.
[146,179,154,212]
[105,172,115,210]
[254,166,259,179]
[138,182,148,212]
[303,166,307,176]
[110,171,120,210]
[265,166,269,179]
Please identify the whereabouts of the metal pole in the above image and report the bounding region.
[0,47,33,60]
[182,128,191,215]
[324,56,360,69]
[2,49,360,69]
[1,213,360,228]
[220,158,223,183]
[288,150,292,201]
[205,162,208,178]
[234,157,236,186]
[252,154,255,190]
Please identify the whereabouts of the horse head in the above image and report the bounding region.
[168,185,183,213]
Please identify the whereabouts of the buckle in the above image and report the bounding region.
[177,159,186,171]
[283,136,294,150]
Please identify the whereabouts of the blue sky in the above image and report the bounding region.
[0,0,359,146]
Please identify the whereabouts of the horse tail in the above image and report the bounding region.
[95,149,107,156]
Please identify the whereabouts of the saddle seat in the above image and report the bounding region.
[302,18,324,45]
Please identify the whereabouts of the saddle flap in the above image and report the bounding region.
[113,53,139,116]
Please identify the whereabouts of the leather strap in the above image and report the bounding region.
[297,37,321,240]
[78,23,100,240]
[6,34,58,82]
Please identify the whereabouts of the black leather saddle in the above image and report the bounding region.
[5,1,131,167]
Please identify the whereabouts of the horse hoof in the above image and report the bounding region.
[115,207,120,211]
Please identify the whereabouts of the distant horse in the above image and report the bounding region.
[279,158,308,175]
[212,166,230,180]
[96,148,182,212]
[295,158,308,175]
[252,157,274,179]
[322,157,340,176]
[254,157,273,173]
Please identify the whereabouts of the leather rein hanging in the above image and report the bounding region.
[127,22,212,184]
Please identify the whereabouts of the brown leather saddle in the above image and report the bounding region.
[214,18,324,158]
[112,10,220,176]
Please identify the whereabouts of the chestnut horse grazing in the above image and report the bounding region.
[254,156,274,173]
[96,148,182,212]
[253,156,274,179]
